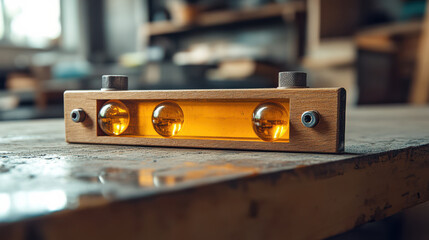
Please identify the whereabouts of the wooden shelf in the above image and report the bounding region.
[145,1,306,36]
[355,20,422,53]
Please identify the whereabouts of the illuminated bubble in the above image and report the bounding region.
[252,102,289,141]
[152,101,184,137]
[98,100,130,136]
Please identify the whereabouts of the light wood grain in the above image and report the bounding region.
[64,88,346,153]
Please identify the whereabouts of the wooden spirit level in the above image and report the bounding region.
[64,72,346,153]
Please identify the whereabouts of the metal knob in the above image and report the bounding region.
[278,71,307,88]
[101,75,128,91]
[71,109,86,123]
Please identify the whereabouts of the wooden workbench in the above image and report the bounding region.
[0,106,428,240]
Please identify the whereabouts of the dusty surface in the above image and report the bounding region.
[0,105,429,224]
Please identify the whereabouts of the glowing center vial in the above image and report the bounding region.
[98,100,130,135]
[252,102,288,141]
[152,101,184,137]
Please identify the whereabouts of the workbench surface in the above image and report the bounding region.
[0,106,428,240]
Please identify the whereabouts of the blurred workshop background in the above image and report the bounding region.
[0,0,428,121]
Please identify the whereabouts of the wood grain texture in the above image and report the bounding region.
[0,106,429,239]
[64,88,346,153]
[10,146,429,240]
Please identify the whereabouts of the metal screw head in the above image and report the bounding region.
[71,109,86,123]
[101,75,128,91]
[301,110,319,128]
[278,71,307,88]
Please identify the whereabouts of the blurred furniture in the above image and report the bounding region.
[410,1,429,104]
[143,1,308,88]
[304,0,360,68]
[146,1,306,37]
[0,106,429,239]
[301,0,361,106]
[355,21,422,104]
[31,65,54,110]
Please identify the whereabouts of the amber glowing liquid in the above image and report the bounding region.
[152,101,184,137]
[252,102,288,141]
[98,100,130,135]
[99,100,289,142]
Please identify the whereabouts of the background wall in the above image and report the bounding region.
[0,0,427,121]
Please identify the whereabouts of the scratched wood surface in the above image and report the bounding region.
[0,106,429,240]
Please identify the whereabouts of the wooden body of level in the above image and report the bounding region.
[64,88,346,153]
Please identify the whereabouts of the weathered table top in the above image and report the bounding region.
[0,105,428,240]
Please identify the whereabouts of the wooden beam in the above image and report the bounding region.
[410,1,429,104]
